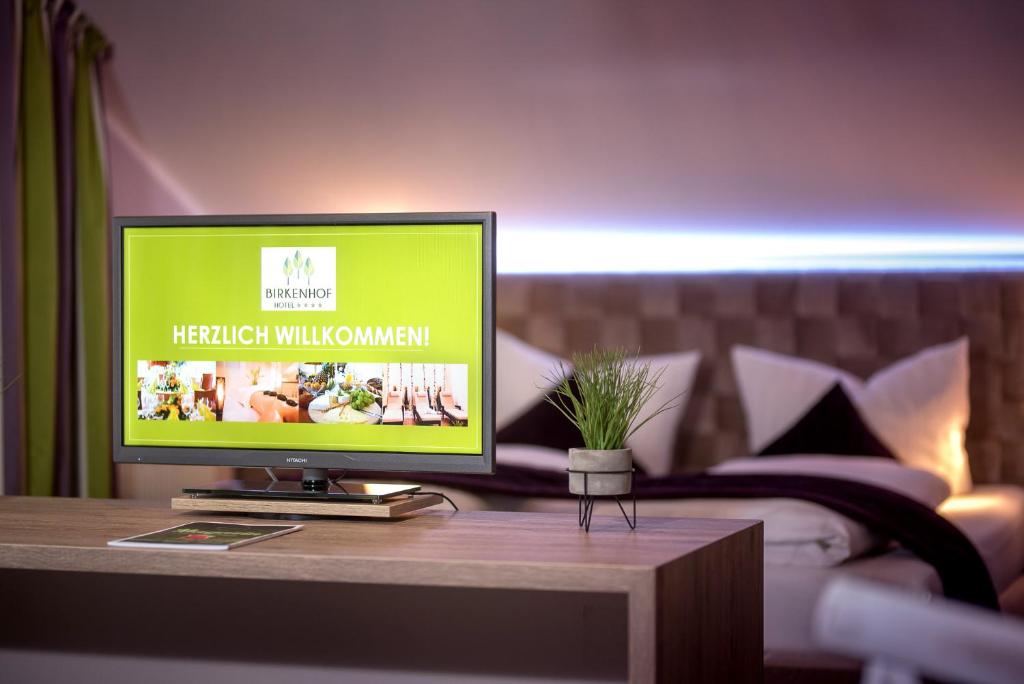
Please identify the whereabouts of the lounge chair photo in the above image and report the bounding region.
[412,391,442,425]
[381,390,404,425]
[439,391,468,426]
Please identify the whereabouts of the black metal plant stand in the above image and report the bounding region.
[567,468,637,532]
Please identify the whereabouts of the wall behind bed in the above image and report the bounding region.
[496,273,1024,487]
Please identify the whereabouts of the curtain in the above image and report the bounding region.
[1,0,112,497]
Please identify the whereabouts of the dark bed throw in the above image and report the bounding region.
[410,465,999,610]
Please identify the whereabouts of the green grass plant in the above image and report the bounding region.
[543,347,681,451]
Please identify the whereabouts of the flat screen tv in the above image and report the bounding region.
[113,213,495,491]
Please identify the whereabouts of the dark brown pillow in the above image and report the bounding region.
[496,375,582,452]
[759,384,897,459]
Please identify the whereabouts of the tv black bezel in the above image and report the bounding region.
[112,212,496,475]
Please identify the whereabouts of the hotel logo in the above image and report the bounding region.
[260,247,337,311]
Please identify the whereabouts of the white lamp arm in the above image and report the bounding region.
[813,576,1024,684]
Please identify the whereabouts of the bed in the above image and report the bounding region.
[414,457,1024,643]
[417,271,1024,678]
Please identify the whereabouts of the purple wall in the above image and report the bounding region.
[78,0,1024,231]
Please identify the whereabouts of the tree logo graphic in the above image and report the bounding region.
[282,250,316,285]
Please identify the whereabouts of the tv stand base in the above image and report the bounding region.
[170,493,444,519]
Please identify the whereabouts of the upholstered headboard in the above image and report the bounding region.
[496,273,1024,486]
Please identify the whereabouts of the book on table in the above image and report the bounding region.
[107,521,302,551]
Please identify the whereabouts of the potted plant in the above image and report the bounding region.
[545,348,680,497]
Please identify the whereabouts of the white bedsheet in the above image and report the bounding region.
[764,484,1024,654]
[940,485,1024,591]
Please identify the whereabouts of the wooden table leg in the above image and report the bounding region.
[629,578,658,683]
[632,524,764,683]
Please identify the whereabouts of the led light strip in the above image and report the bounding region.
[496,228,1024,274]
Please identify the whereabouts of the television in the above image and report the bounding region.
[113,213,495,497]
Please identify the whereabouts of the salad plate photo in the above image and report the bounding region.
[307,388,382,425]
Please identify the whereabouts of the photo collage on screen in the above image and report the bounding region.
[136,361,469,427]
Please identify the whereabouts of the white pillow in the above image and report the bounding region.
[732,338,972,494]
[496,443,573,472]
[498,446,892,566]
[495,329,700,476]
[495,330,564,429]
[626,350,701,476]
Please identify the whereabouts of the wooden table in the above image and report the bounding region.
[0,496,762,683]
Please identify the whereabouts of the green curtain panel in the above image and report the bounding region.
[19,0,60,496]
[6,0,112,497]
[74,24,112,498]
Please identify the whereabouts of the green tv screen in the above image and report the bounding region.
[121,222,484,459]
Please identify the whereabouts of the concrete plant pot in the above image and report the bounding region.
[568,448,633,496]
